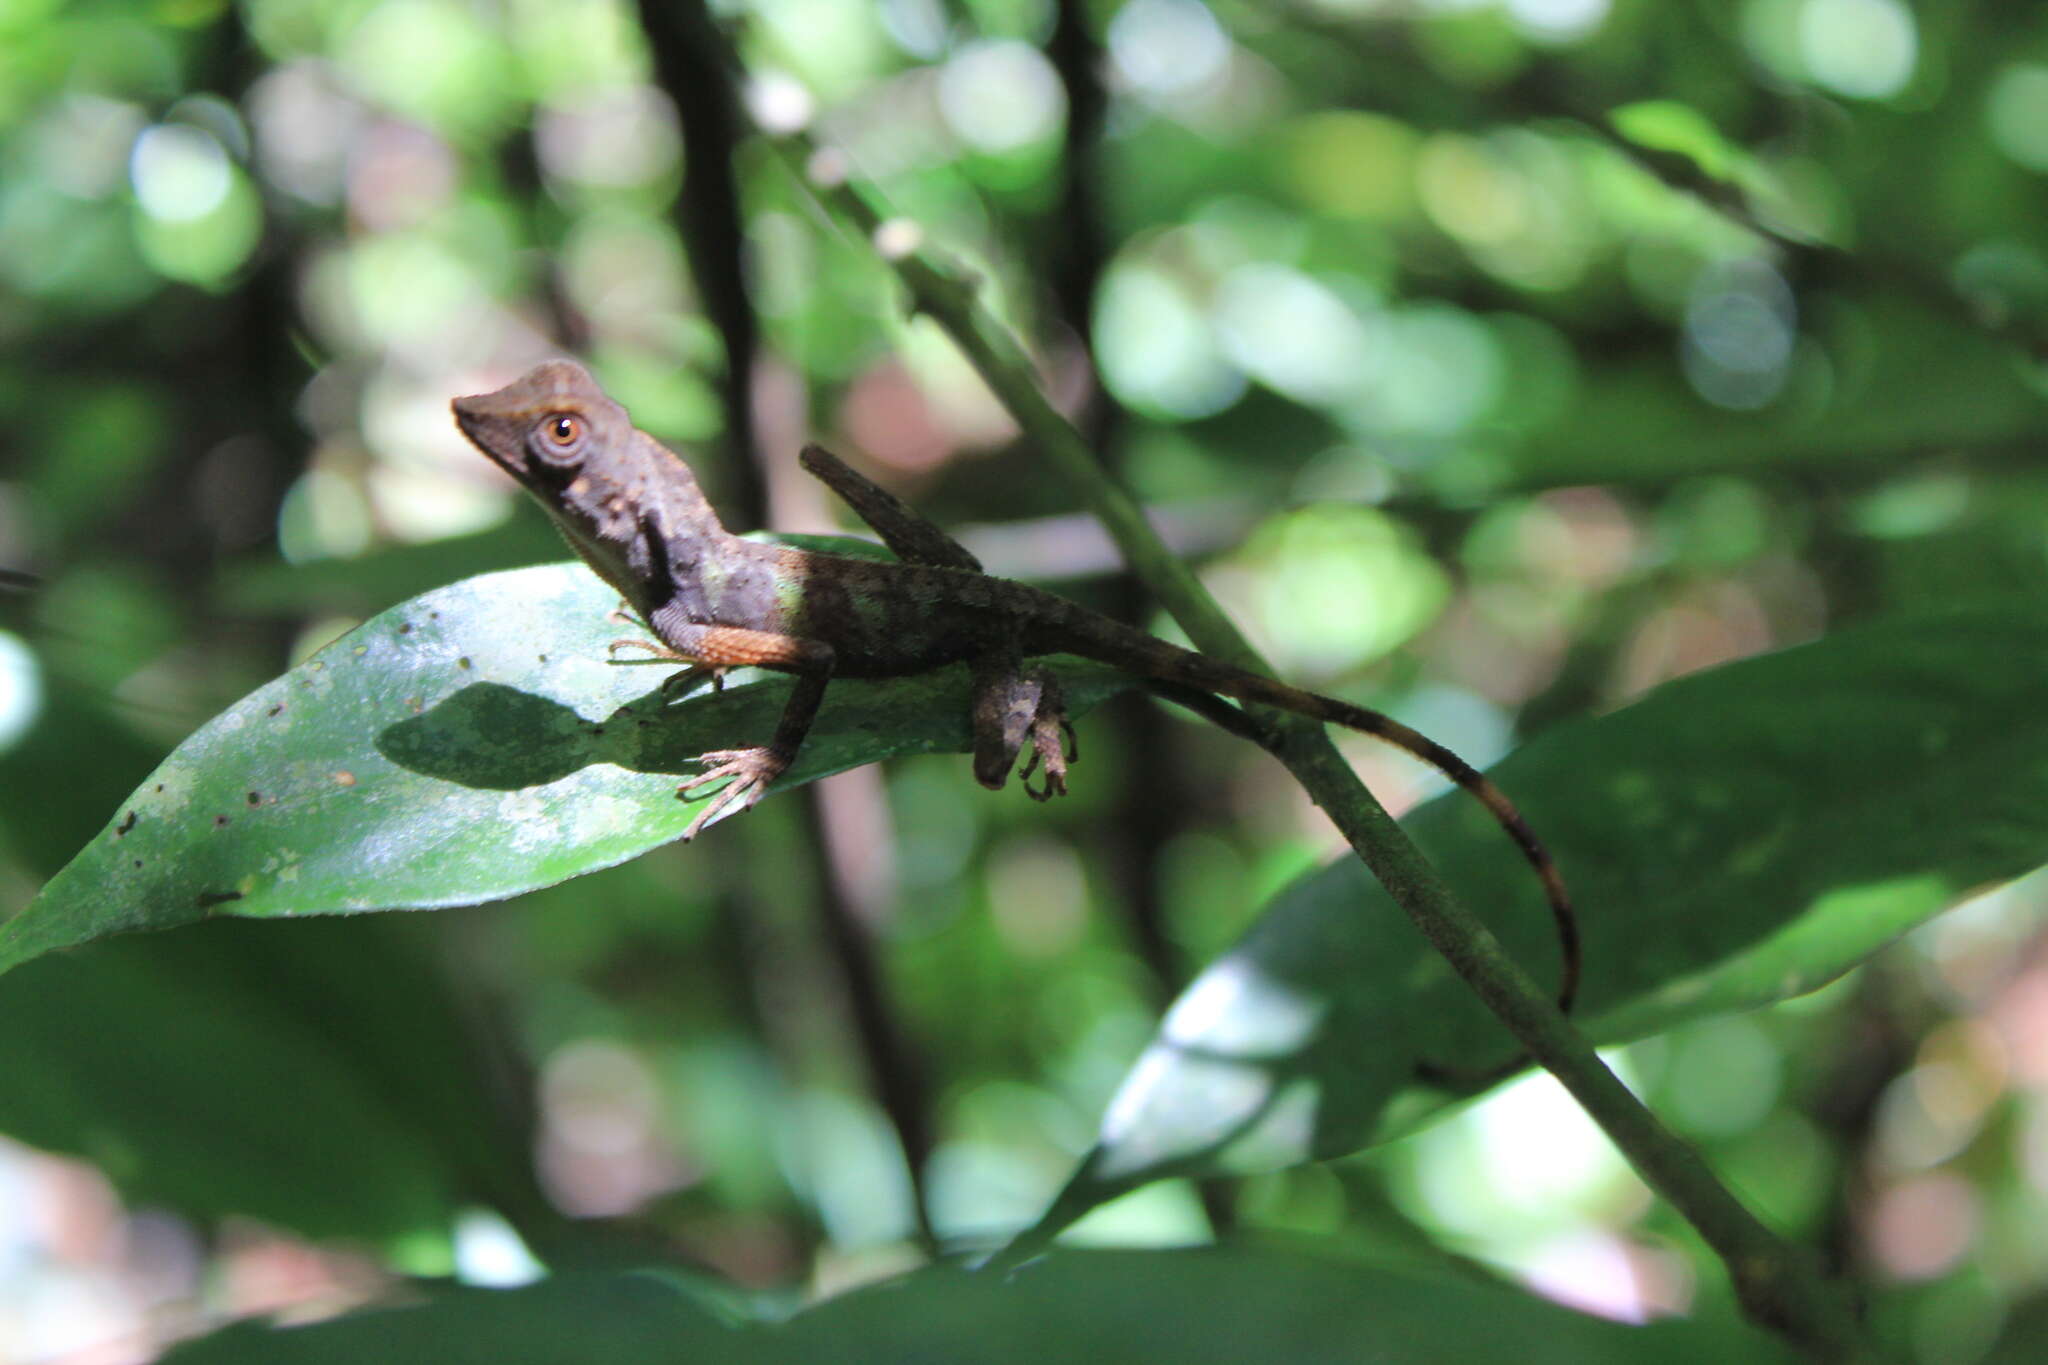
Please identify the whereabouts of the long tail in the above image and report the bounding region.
[1054,605,1579,1015]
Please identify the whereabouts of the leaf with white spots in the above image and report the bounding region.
[1,562,1138,975]
[1012,604,2048,1249]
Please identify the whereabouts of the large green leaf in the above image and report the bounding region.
[0,562,1138,976]
[159,1247,1794,1364]
[0,666,546,1244]
[1024,604,2048,1237]
[0,915,541,1244]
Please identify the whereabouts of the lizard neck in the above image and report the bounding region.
[634,431,736,540]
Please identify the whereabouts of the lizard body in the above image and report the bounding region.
[453,359,1578,1011]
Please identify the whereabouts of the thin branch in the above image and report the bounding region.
[791,793,940,1252]
[635,0,769,522]
[744,78,1869,1365]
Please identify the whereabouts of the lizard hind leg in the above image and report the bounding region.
[1015,670,1075,801]
[970,656,1074,799]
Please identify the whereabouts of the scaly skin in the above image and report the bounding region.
[452,359,1579,1014]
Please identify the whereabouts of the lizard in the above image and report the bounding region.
[452,359,1580,1013]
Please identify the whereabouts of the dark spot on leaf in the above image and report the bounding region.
[132,860,142,869]
[115,810,136,836]
[153,783,164,793]
[246,791,261,806]
[458,657,473,670]
[197,891,243,910]
[538,653,549,663]
[399,622,414,634]
[213,814,230,828]
[268,703,285,717]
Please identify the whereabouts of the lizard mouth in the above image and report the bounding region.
[449,395,521,476]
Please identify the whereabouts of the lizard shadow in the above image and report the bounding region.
[371,663,1020,792]
[373,679,787,790]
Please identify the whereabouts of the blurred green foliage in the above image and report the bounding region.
[3,0,2048,1360]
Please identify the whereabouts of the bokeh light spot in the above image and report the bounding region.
[1213,263,1383,407]
[129,123,228,222]
[1681,259,1796,410]
[1986,64,2048,174]
[1797,0,1916,100]
[1368,306,1504,437]
[1095,260,1245,419]
[1281,112,1419,220]
[1418,133,1529,247]
[1109,0,1231,98]
[1505,0,1610,45]
[937,41,1064,154]
[536,87,679,191]
[0,631,44,755]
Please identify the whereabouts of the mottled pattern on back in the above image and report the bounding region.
[450,359,1578,1008]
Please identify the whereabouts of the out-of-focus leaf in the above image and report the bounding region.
[1611,100,1744,180]
[779,1247,1795,1364]
[1021,605,2048,1240]
[158,1271,742,1365]
[0,915,536,1243]
[1513,297,2046,489]
[159,1247,1794,1364]
[0,683,163,878]
[1,627,549,1247]
[1982,1289,2048,1365]
[0,562,1137,976]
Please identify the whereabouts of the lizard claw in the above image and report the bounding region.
[676,746,791,840]
[658,664,728,700]
[1017,710,1072,801]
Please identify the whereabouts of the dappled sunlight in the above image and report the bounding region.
[1094,956,1331,1180]
[8,0,2048,1356]
[0,632,45,754]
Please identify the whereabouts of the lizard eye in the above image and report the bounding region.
[532,412,587,463]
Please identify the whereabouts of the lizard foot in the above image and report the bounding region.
[1016,700,1076,802]
[676,746,790,841]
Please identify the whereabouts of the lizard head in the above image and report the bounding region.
[450,359,633,494]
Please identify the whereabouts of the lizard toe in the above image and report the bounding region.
[675,746,791,839]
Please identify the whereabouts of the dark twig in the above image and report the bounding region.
[792,793,939,1251]
[635,0,770,521]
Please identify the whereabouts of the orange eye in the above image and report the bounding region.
[544,414,583,446]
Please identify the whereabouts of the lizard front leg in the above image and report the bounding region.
[606,636,731,699]
[639,621,836,841]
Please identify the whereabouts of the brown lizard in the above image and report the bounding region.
[452,359,1579,1012]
